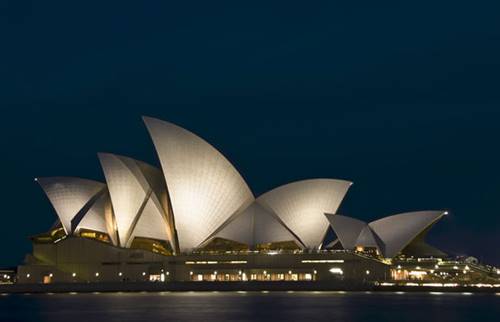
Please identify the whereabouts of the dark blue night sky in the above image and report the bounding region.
[1,1,500,266]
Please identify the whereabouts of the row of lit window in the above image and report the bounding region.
[186,259,346,265]
[381,282,500,288]
[189,270,318,276]
[25,271,171,278]
[184,261,248,265]
[301,260,345,264]
[328,268,370,275]
[184,268,368,276]
[395,264,472,274]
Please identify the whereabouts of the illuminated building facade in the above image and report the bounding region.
[16,117,499,286]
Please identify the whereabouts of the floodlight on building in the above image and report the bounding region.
[409,271,427,277]
[49,273,53,277]
[118,272,123,276]
[95,272,99,277]
[329,268,343,275]
[72,273,76,277]
[366,270,370,275]
[142,272,146,276]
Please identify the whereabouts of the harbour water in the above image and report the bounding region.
[1,291,498,322]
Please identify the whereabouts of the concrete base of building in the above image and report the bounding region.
[17,237,390,284]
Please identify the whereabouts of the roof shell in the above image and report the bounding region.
[72,190,110,236]
[324,214,366,250]
[143,117,255,251]
[368,210,446,258]
[98,153,173,248]
[356,225,383,251]
[257,179,352,249]
[37,177,106,235]
[325,211,446,258]
[206,202,302,247]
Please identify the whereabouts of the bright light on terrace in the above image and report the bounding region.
[329,268,343,275]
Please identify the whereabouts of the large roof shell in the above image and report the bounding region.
[206,202,302,247]
[143,117,255,251]
[72,190,110,236]
[368,210,446,258]
[98,153,173,248]
[326,211,446,258]
[37,177,106,235]
[256,179,352,249]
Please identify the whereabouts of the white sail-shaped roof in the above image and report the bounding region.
[324,214,367,250]
[356,225,383,250]
[127,197,172,245]
[37,177,106,235]
[207,202,302,247]
[98,153,174,248]
[251,203,301,246]
[257,179,352,249]
[368,210,447,258]
[74,191,109,235]
[143,117,255,251]
[325,211,446,258]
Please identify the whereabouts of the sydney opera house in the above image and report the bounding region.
[16,117,498,286]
